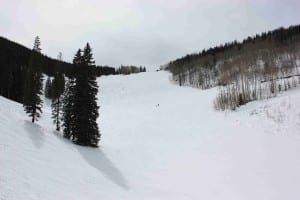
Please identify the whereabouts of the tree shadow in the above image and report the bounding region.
[52,130,74,147]
[24,120,45,148]
[51,131,129,190]
[77,146,130,190]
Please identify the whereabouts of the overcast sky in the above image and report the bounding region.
[1,0,300,70]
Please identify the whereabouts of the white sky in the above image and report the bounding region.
[1,0,300,70]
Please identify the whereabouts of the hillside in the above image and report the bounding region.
[1,71,300,200]
[166,25,300,110]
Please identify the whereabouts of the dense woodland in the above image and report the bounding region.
[0,37,71,103]
[0,37,123,103]
[166,24,300,110]
[116,65,146,74]
[0,36,147,104]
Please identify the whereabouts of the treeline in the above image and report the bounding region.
[116,65,146,75]
[95,65,146,76]
[166,24,300,110]
[0,36,73,103]
[95,65,116,76]
[0,36,144,104]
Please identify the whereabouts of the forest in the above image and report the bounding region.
[0,36,148,147]
[0,37,145,104]
[166,25,300,110]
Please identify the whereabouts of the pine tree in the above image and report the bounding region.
[51,53,65,131]
[62,77,75,139]
[81,43,100,146]
[57,52,63,61]
[62,49,81,139]
[45,77,52,99]
[23,36,44,123]
[33,36,41,52]
[72,44,100,147]
[51,72,65,131]
[82,43,95,66]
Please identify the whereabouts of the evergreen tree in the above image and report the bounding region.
[51,72,65,131]
[44,77,52,99]
[73,49,83,65]
[62,77,75,139]
[82,43,95,65]
[51,53,65,131]
[33,36,41,52]
[71,45,100,147]
[57,52,63,62]
[62,49,81,139]
[23,36,44,123]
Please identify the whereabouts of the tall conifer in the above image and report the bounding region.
[45,77,52,99]
[62,49,81,139]
[72,44,100,147]
[51,53,65,131]
[23,36,44,123]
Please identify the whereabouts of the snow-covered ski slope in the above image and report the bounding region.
[1,71,300,200]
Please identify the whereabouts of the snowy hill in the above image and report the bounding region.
[1,71,300,200]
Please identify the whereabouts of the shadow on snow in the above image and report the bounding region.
[52,131,129,190]
[24,120,45,148]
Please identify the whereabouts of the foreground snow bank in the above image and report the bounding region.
[1,71,300,200]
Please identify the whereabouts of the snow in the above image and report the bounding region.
[1,71,300,200]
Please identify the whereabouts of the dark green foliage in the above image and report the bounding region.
[73,45,100,147]
[62,49,81,139]
[62,77,75,139]
[44,77,52,99]
[0,36,73,103]
[0,37,29,103]
[82,43,95,65]
[51,69,65,131]
[52,54,65,99]
[140,66,146,72]
[0,37,123,104]
[116,65,146,75]
[33,36,41,52]
[95,66,116,76]
[73,49,83,65]
[62,45,100,147]
[23,37,44,123]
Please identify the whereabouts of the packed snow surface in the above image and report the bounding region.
[1,71,300,200]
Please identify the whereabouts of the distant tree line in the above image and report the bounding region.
[95,65,116,76]
[95,65,147,76]
[166,24,300,110]
[116,65,146,75]
[167,25,300,74]
[0,37,117,103]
